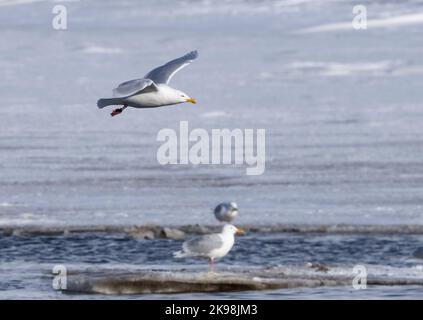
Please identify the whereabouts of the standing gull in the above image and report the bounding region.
[214,202,239,223]
[97,51,198,116]
[174,224,244,271]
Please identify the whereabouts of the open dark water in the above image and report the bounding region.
[0,231,422,299]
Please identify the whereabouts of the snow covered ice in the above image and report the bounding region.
[1,0,423,299]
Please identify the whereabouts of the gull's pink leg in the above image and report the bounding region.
[209,257,215,272]
[111,105,127,117]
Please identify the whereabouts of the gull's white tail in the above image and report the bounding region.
[97,98,124,109]
[173,250,187,258]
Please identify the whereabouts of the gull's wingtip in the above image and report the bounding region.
[97,99,104,109]
[187,50,198,60]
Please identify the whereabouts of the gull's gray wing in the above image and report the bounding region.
[214,203,228,222]
[183,234,223,255]
[112,78,157,98]
[144,50,198,85]
[214,203,237,222]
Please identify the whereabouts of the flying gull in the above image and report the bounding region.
[214,202,239,223]
[97,51,198,116]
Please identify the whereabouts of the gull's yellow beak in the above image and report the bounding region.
[186,98,197,104]
[235,228,245,236]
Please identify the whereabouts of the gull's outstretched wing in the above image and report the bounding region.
[144,50,198,85]
[112,78,157,98]
[183,233,223,256]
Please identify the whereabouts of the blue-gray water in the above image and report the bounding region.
[1,0,423,298]
[0,232,422,299]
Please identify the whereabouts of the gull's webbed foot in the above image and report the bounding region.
[111,105,127,117]
[111,108,123,117]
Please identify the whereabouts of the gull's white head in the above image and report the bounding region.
[175,90,196,104]
[222,224,244,236]
[228,202,238,217]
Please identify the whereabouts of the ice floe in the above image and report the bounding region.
[59,264,423,295]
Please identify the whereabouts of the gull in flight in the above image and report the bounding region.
[214,202,239,223]
[97,51,198,116]
[174,224,244,271]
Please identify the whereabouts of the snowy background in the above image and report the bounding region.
[1,0,423,226]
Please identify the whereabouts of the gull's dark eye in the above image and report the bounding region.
[181,95,184,97]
